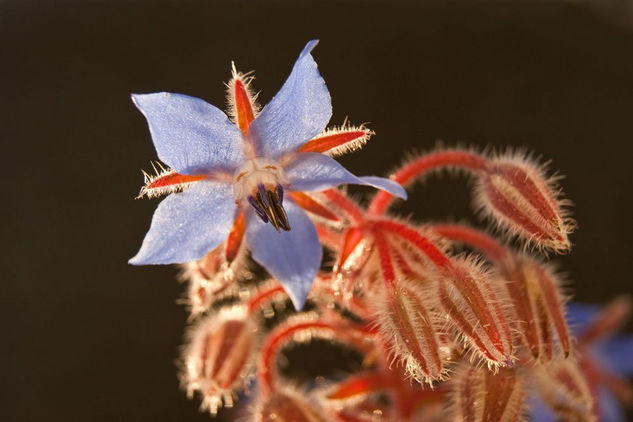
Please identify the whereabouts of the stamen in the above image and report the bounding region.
[248,184,290,231]
[248,196,269,223]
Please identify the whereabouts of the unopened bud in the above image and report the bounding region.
[475,155,573,252]
[532,359,596,421]
[501,254,571,360]
[372,279,447,384]
[181,247,237,316]
[182,306,257,414]
[449,364,525,422]
[438,257,515,367]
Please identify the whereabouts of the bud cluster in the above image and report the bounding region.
[134,63,630,421]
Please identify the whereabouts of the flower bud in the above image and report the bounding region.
[372,279,448,384]
[437,257,515,368]
[181,246,237,316]
[501,254,571,360]
[474,155,573,252]
[532,359,596,421]
[255,389,329,422]
[181,306,257,414]
[449,364,525,422]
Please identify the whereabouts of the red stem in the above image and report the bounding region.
[257,321,374,397]
[247,284,286,314]
[373,220,451,269]
[372,229,396,289]
[322,189,365,224]
[368,149,487,215]
[430,224,509,263]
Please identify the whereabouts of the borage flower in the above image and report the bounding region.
[129,40,406,309]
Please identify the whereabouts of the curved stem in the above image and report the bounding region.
[322,189,365,224]
[373,220,451,269]
[429,224,509,263]
[368,149,487,215]
[257,321,375,397]
[247,283,286,314]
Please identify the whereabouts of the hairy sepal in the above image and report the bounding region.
[532,359,596,422]
[299,123,372,157]
[474,152,574,253]
[181,306,257,414]
[437,256,515,368]
[449,363,525,422]
[372,278,448,385]
[137,163,206,199]
[501,254,571,361]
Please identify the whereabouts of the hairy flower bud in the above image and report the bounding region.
[449,364,525,422]
[181,306,257,414]
[532,359,596,421]
[255,389,329,422]
[474,154,573,252]
[372,279,448,384]
[437,257,515,368]
[501,254,571,361]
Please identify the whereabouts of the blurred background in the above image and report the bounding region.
[3,0,633,420]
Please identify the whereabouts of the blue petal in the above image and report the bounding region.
[595,336,633,375]
[285,152,407,199]
[566,302,601,336]
[248,40,332,159]
[528,395,557,422]
[129,180,236,265]
[132,93,245,174]
[600,389,626,422]
[245,199,321,310]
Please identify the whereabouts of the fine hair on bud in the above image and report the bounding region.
[371,277,448,384]
[181,306,258,414]
[531,358,596,421]
[180,243,250,317]
[437,255,516,368]
[501,253,571,361]
[473,150,575,253]
[448,363,526,422]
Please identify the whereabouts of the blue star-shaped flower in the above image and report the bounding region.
[129,40,406,309]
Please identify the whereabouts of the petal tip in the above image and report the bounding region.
[302,39,320,56]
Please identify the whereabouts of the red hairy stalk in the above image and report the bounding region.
[373,220,451,268]
[372,229,396,288]
[321,189,365,224]
[430,224,510,263]
[368,149,487,215]
[247,283,286,314]
[258,319,374,397]
[336,227,367,272]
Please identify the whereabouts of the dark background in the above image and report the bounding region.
[3,0,633,420]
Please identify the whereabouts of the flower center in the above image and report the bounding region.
[233,157,290,231]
